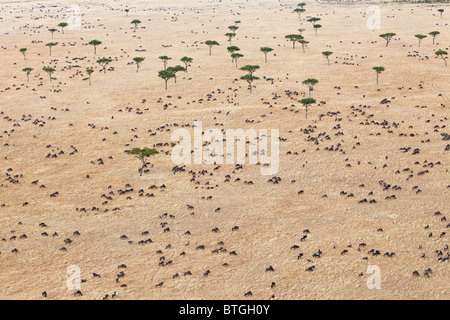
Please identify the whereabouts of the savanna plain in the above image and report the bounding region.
[0,0,449,300]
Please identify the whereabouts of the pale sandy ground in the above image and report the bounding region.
[0,0,449,300]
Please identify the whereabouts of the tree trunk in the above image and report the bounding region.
[305,105,308,119]
[265,53,268,63]
[140,161,145,176]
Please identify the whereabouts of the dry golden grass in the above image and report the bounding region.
[0,0,449,300]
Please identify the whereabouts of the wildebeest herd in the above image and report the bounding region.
[0,0,448,299]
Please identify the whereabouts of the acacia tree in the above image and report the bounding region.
[128,147,159,176]
[131,19,141,32]
[240,65,260,76]
[227,46,240,62]
[285,34,303,49]
[298,28,305,36]
[97,58,112,73]
[414,34,428,47]
[231,53,244,68]
[241,75,259,93]
[58,22,68,34]
[158,70,175,89]
[225,32,236,44]
[298,2,306,8]
[159,56,172,69]
[181,56,193,71]
[46,42,57,56]
[133,57,145,72]
[307,17,321,26]
[86,68,94,85]
[299,39,309,53]
[300,98,316,119]
[260,47,273,63]
[227,46,240,53]
[294,8,306,20]
[379,33,396,47]
[42,67,55,82]
[322,51,333,65]
[22,67,33,82]
[429,31,440,44]
[438,9,444,18]
[49,28,57,39]
[166,65,186,83]
[373,66,385,84]
[313,24,322,36]
[20,48,27,60]
[205,40,219,55]
[124,9,129,16]
[228,25,239,34]
[302,78,318,97]
[89,40,102,54]
[435,50,448,66]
